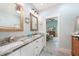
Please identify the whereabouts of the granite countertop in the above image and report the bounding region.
[72,34,79,37]
[0,34,44,56]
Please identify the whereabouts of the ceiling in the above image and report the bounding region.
[32,3,59,12]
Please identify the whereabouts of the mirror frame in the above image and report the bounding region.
[0,4,24,32]
[30,13,38,31]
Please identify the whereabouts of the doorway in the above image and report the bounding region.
[40,17,60,56]
[46,17,58,41]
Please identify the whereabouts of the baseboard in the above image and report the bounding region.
[58,48,72,55]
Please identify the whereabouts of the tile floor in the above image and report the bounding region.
[40,37,71,56]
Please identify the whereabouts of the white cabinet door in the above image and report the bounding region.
[38,37,44,51]
[7,49,20,56]
[21,42,33,56]
[33,37,44,56]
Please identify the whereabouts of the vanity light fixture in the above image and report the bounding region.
[31,8,35,13]
[31,8,39,15]
[25,17,29,23]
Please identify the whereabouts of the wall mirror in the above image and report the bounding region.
[0,3,24,32]
[30,13,38,31]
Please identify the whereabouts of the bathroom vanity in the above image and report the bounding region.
[72,16,79,56]
[0,34,45,56]
[72,35,79,56]
[0,3,45,56]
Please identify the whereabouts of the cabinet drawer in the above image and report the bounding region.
[34,37,43,45]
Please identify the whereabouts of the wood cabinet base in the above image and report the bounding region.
[72,36,79,56]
